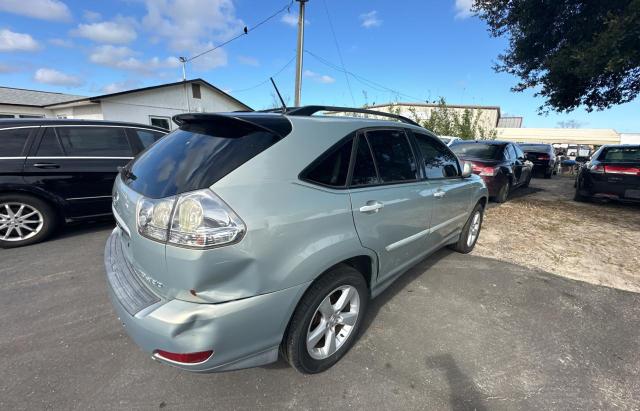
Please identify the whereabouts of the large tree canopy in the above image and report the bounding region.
[473,0,640,112]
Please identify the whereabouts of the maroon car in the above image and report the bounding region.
[450,140,533,202]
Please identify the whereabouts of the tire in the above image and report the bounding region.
[0,193,58,248]
[449,202,484,254]
[544,169,552,179]
[573,178,588,202]
[282,264,369,374]
[494,180,511,203]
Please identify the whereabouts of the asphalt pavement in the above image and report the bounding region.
[1,220,639,410]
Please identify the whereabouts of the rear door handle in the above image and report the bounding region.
[434,190,446,198]
[33,162,60,169]
[359,201,384,214]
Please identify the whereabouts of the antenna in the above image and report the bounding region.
[270,77,287,113]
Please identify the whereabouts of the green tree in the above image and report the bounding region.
[473,0,640,112]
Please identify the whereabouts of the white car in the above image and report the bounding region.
[439,136,462,146]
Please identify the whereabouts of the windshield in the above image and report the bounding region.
[125,128,281,198]
[450,143,504,160]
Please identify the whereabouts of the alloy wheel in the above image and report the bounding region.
[306,285,360,360]
[466,210,481,247]
[0,202,44,242]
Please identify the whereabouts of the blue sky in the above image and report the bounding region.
[1,0,638,132]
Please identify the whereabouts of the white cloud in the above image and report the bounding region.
[281,13,298,27]
[101,80,139,94]
[303,70,336,84]
[360,10,381,28]
[0,0,71,22]
[0,29,39,52]
[89,45,180,73]
[34,68,83,87]
[142,0,244,70]
[237,55,259,67]
[72,19,137,44]
[48,38,74,47]
[454,0,474,19]
[83,10,101,22]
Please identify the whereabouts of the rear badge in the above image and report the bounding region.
[136,268,164,289]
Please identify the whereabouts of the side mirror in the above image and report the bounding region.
[461,161,473,178]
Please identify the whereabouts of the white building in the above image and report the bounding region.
[0,79,251,130]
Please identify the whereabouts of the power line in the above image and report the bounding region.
[186,1,294,62]
[321,0,355,106]
[305,49,429,103]
[229,55,297,93]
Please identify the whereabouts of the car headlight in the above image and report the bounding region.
[137,189,245,248]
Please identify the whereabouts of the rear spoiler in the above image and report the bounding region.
[172,113,292,139]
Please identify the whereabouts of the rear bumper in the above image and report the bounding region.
[578,173,640,202]
[104,228,308,372]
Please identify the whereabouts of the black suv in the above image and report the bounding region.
[518,143,557,179]
[0,119,166,248]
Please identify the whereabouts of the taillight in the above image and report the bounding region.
[154,350,213,364]
[537,154,550,160]
[588,164,605,173]
[137,189,246,248]
[604,165,640,175]
[471,164,497,176]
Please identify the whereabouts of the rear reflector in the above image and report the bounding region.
[154,350,213,364]
[604,165,640,175]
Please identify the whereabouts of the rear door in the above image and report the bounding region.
[412,131,472,248]
[23,126,134,218]
[348,128,432,283]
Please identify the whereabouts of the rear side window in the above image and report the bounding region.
[413,133,460,178]
[505,145,517,160]
[37,128,64,156]
[0,128,31,156]
[56,127,132,157]
[126,128,281,198]
[132,129,165,148]
[351,137,379,186]
[365,129,418,183]
[301,138,353,187]
[601,147,640,163]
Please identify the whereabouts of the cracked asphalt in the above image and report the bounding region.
[1,219,639,410]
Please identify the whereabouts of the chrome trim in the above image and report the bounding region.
[385,212,468,251]
[0,126,40,131]
[112,207,131,238]
[27,156,134,160]
[0,157,27,160]
[66,195,113,201]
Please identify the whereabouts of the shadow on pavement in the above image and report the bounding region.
[426,353,487,411]
[54,217,115,241]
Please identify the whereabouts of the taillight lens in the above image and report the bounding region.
[588,164,605,173]
[604,165,640,175]
[154,349,213,364]
[472,164,497,176]
[537,154,550,160]
[137,189,245,248]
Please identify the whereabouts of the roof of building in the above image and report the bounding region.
[0,87,86,107]
[44,78,252,110]
[370,102,502,111]
[0,78,251,110]
[497,116,523,128]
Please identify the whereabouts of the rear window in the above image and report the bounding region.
[451,143,504,160]
[600,147,640,163]
[126,128,281,198]
[520,144,551,153]
[0,128,32,156]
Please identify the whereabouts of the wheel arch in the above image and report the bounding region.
[0,187,66,222]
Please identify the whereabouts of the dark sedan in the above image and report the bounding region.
[450,140,533,203]
[519,143,557,178]
[574,145,640,203]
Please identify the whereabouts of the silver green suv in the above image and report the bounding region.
[104,106,488,374]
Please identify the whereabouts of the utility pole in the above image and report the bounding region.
[294,0,308,107]
[179,57,187,81]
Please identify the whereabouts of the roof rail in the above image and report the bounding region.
[283,105,422,127]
